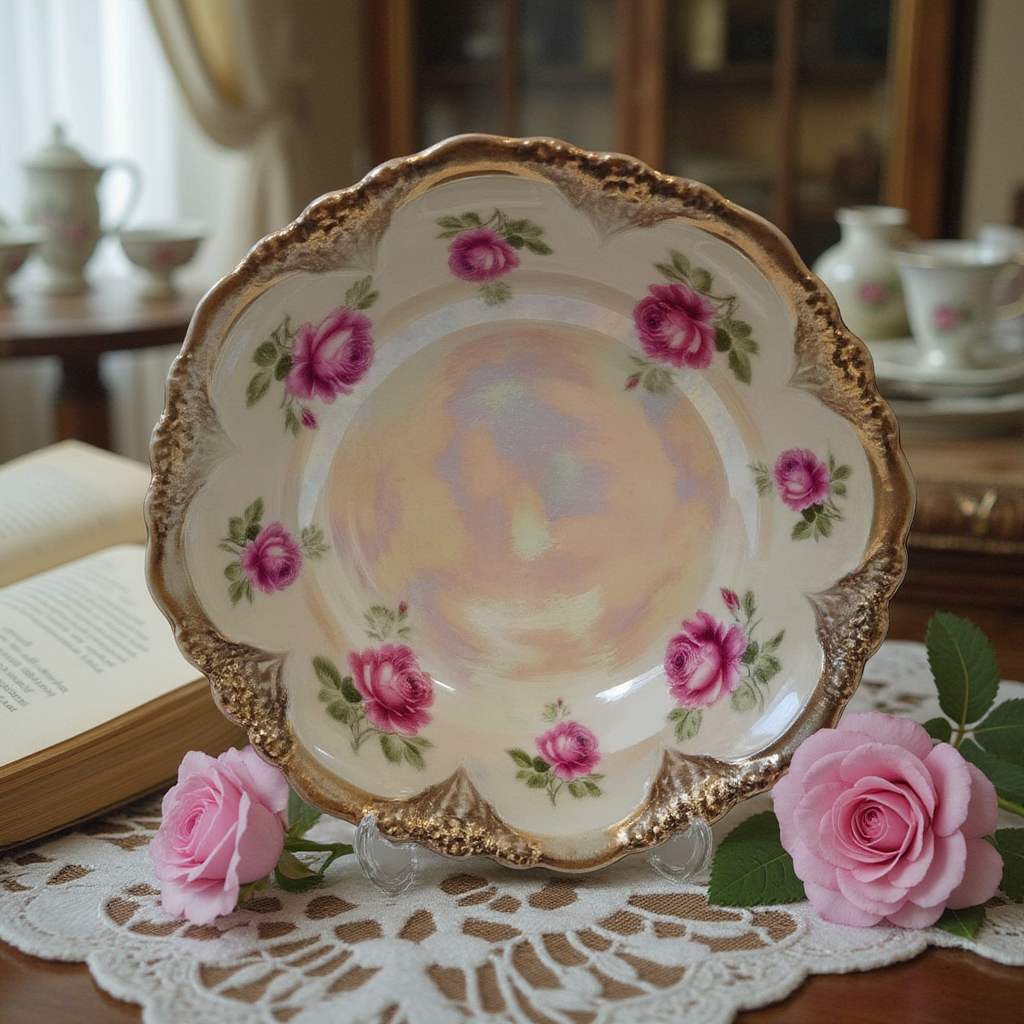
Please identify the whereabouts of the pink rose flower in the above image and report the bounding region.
[857,280,890,307]
[773,711,1002,929]
[721,588,740,614]
[931,304,964,332]
[447,227,520,282]
[773,448,830,511]
[537,720,601,780]
[633,282,717,369]
[285,306,374,402]
[348,643,434,735]
[665,610,748,709]
[241,522,302,593]
[150,746,289,925]
[300,408,318,429]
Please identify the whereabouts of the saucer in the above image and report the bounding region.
[869,338,1024,398]
[889,390,1024,437]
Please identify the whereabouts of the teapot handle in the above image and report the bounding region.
[101,158,143,234]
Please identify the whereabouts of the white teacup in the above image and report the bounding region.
[892,240,1024,369]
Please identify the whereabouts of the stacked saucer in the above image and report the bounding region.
[869,337,1024,436]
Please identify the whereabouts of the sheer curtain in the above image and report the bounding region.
[0,0,246,464]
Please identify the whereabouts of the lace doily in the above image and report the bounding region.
[2,641,1022,1024]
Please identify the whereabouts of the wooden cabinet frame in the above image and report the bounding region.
[366,0,962,241]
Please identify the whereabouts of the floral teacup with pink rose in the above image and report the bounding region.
[893,240,1024,369]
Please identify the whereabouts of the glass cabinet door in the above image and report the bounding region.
[664,0,891,263]
[413,0,618,155]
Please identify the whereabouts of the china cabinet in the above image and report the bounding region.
[366,0,966,264]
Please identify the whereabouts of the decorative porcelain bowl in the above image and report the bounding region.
[0,226,46,304]
[146,136,914,871]
[117,223,205,299]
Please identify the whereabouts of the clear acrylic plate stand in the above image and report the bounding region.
[354,814,714,895]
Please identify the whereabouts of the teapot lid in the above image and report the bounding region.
[24,124,97,171]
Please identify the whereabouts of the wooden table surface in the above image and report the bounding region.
[0,278,201,449]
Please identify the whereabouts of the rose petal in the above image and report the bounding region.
[923,743,973,836]
[839,745,937,819]
[884,898,946,929]
[884,827,934,890]
[905,831,966,909]
[229,795,286,885]
[787,833,841,889]
[836,866,909,914]
[960,762,1000,840]
[158,876,237,926]
[837,712,933,760]
[235,746,291,823]
[945,836,1004,909]
[804,880,885,927]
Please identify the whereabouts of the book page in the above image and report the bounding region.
[0,545,201,766]
[0,441,151,587]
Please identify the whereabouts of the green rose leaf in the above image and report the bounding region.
[926,613,1000,727]
[326,700,355,724]
[923,716,953,744]
[714,326,732,352]
[959,740,1024,806]
[287,790,322,838]
[934,903,987,940]
[508,748,534,769]
[380,733,404,764]
[246,370,272,407]
[992,828,1024,902]
[670,707,702,742]
[313,656,343,691]
[727,346,752,384]
[253,339,278,366]
[973,699,1024,766]
[707,811,805,907]
[273,850,321,892]
[341,677,363,704]
[731,682,758,713]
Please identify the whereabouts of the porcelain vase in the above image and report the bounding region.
[812,205,911,341]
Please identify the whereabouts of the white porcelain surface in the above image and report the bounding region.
[894,240,1024,370]
[0,226,46,303]
[146,137,912,869]
[117,224,205,299]
[812,205,911,341]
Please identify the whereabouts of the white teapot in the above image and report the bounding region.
[23,125,141,294]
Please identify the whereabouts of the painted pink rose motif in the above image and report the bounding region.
[246,276,378,433]
[150,746,289,926]
[773,711,1002,929]
[509,698,604,804]
[628,248,759,390]
[932,303,970,332]
[348,643,435,736]
[665,610,748,710]
[773,448,831,511]
[537,720,601,781]
[634,282,717,369]
[221,498,327,604]
[447,227,520,283]
[315,603,433,768]
[752,447,852,541]
[857,280,892,307]
[242,522,302,593]
[437,209,551,305]
[667,588,784,742]
[285,306,374,402]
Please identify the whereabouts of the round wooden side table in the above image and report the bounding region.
[0,278,202,450]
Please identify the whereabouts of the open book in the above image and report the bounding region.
[0,441,244,849]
